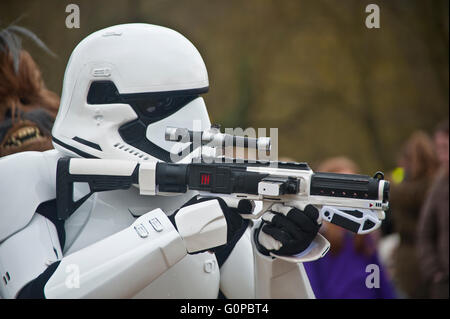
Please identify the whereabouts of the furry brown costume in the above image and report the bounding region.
[0,25,59,157]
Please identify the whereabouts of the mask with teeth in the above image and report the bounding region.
[0,25,59,157]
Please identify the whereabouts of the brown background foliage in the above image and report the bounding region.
[1,0,448,173]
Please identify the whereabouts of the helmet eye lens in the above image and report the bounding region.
[87,80,207,124]
[145,106,156,113]
[129,95,197,119]
[158,97,173,109]
[141,96,175,113]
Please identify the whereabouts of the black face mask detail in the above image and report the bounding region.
[87,80,208,162]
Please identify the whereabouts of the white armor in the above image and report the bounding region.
[0,23,321,299]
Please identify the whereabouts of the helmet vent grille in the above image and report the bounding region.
[114,143,149,160]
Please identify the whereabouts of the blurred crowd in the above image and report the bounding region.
[304,120,449,299]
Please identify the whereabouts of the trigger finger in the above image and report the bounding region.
[261,212,277,223]
[271,203,294,216]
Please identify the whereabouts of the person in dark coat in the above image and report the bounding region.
[390,131,439,298]
[417,121,449,299]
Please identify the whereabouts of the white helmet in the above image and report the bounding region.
[52,23,211,162]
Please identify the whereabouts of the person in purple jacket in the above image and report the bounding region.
[303,157,396,299]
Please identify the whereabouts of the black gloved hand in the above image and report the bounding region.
[254,204,321,256]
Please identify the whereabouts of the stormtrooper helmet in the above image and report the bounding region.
[52,23,211,163]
